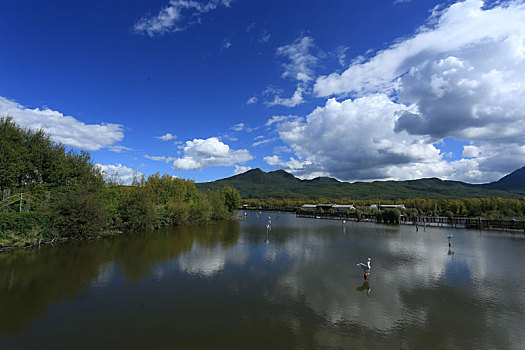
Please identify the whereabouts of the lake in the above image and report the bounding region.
[1,211,524,349]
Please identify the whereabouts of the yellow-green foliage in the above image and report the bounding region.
[115,174,241,231]
[0,227,45,248]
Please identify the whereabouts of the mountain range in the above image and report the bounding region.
[196,166,525,200]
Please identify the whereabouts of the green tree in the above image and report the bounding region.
[118,186,155,231]
[53,180,109,238]
[222,187,241,213]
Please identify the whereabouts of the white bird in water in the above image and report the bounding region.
[357,257,372,279]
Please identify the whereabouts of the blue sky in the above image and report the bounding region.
[2,0,525,184]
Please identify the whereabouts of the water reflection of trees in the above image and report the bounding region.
[0,220,240,337]
[0,243,109,336]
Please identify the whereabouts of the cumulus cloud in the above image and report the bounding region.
[462,145,480,158]
[0,96,123,151]
[234,164,252,175]
[96,163,142,185]
[246,96,257,105]
[315,0,525,98]
[274,0,525,182]
[265,88,305,108]
[134,0,233,37]
[270,94,512,183]
[272,95,438,180]
[156,133,177,141]
[171,137,253,170]
[394,53,525,145]
[264,155,312,172]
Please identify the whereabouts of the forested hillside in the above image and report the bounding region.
[196,168,525,200]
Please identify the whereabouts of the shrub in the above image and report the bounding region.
[167,200,189,225]
[53,181,109,238]
[188,194,212,223]
[222,187,241,213]
[117,186,155,231]
[0,212,55,247]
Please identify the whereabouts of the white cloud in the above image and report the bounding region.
[222,134,238,142]
[336,46,350,68]
[265,115,298,127]
[315,0,525,98]
[273,95,423,180]
[246,96,257,105]
[109,145,134,153]
[277,36,318,83]
[288,0,525,182]
[270,92,522,183]
[96,163,142,185]
[273,145,292,154]
[265,87,305,108]
[0,96,123,151]
[462,145,481,158]
[144,154,175,162]
[230,123,257,133]
[264,155,312,172]
[234,164,252,175]
[134,0,233,37]
[265,36,319,107]
[231,123,245,131]
[156,133,177,141]
[258,30,271,43]
[252,137,276,147]
[271,94,506,182]
[171,137,253,170]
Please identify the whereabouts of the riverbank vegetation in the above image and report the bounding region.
[0,117,241,249]
[242,197,525,221]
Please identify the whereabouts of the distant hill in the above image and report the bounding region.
[482,166,525,192]
[196,167,525,200]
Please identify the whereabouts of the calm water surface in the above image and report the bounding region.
[1,212,525,349]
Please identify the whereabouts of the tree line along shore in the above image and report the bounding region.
[240,195,525,222]
[0,117,241,249]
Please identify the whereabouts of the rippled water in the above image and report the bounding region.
[1,212,524,349]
